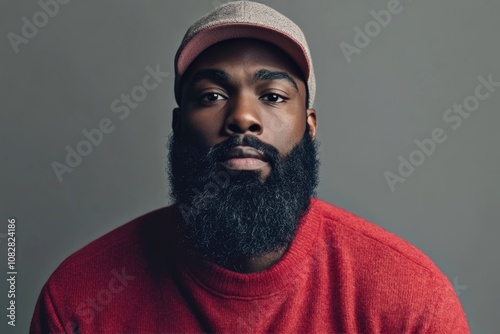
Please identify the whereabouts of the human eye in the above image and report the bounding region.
[199,92,227,102]
[260,93,288,104]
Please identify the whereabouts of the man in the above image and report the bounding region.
[31,1,470,333]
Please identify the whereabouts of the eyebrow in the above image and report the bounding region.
[189,69,230,87]
[188,68,298,91]
[253,69,298,91]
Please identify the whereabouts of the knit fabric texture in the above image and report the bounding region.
[30,198,470,333]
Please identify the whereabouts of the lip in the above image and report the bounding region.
[219,146,269,170]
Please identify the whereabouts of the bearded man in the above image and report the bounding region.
[31,1,470,333]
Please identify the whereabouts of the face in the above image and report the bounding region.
[168,39,320,270]
[173,38,317,182]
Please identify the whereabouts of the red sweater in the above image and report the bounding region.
[30,198,470,333]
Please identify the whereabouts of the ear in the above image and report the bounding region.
[306,108,317,140]
[172,107,181,133]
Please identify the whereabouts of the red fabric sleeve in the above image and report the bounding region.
[422,276,471,333]
[30,284,71,334]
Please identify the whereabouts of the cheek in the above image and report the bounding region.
[264,113,306,155]
[181,111,222,147]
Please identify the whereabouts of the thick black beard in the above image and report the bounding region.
[167,123,320,270]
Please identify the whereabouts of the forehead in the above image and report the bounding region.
[182,38,305,86]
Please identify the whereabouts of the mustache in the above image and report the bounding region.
[206,135,281,167]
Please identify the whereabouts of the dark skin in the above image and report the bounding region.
[172,39,317,273]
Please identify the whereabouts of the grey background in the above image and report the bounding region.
[1,0,498,333]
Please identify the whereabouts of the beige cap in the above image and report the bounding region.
[174,1,316,109]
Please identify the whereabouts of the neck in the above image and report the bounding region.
[223,246,288,273]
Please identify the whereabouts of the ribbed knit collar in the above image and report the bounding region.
[172,198,322,298]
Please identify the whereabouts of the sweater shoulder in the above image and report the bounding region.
[49,205,176,278]
[310,198,444,277]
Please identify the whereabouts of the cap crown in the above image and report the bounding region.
[174,1,316,108]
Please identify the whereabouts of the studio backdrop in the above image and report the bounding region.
[1,0,499,333]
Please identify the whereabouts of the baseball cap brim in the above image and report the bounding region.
[176,23,310,81]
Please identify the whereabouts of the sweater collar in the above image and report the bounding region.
[173,198,322,298]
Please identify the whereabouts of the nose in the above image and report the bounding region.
[223,94,263,136]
